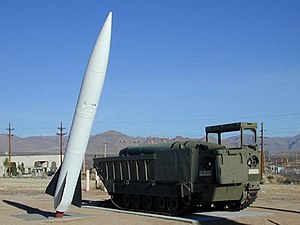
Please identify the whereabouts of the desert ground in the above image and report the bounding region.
[0,177,299,225]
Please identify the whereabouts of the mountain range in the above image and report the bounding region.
[0,130,299,168]
[1,130,300,155]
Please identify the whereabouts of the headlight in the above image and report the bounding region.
[202,156,213,170]
[247,155,259,168]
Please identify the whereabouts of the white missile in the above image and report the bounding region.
[46,12,112,216]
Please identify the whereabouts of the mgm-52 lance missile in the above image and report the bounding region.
[46,12,112,217]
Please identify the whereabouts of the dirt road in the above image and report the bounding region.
[0,178,299,225]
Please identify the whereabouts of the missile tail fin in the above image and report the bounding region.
[45,166,61,196]
[71,172,82,207]
[46,167,82,208]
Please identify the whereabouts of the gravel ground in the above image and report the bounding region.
[0,178,299,225]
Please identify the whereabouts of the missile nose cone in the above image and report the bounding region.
[102,12,112,31]
[107,11,112,22]
[86,12,112,73]
[103,11,112,32]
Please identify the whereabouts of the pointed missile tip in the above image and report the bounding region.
[102,12,112,29]
[107,11,112,22]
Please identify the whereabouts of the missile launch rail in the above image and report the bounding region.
[93,122,261,215]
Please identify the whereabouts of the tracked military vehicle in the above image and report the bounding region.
[93,122,261,215]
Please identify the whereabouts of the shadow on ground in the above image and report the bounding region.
[251,206,300,214]
[82,199,251,225]
[3,199,258,224]
[3,200,56,218]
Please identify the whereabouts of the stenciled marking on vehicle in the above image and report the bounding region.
[248,169,259,174]
[199,170,212,176]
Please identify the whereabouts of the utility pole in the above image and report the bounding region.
[162,134,167,143]
[103,141,107,157]
[56,122,67,166]
[6,123,14,177]
[260,122,264,179]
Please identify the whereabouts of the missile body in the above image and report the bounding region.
[46,12,112,214]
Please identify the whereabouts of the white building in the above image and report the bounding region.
[0,154,64,177]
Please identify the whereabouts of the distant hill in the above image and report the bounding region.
[1,131,300,155]
[0,134,61,155]
[1,130,300,168]
[264,134,300,153]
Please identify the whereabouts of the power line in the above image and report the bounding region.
[2,112,299,130]
[1,111,300,138]
[94,113,300,124]
[15,127,55,130]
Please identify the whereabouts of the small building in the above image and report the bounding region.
[0,154,64,177]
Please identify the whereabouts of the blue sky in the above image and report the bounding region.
[0,1,299,138]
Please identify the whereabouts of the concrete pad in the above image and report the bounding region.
[12,212,89,222]
[82,204,273,224]
[185,211,273,224]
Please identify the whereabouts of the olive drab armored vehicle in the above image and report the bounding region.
[93,122,261,215]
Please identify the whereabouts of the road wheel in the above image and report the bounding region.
[214,202,226,211]
[131,195,141,209]
[155,196,166,212]
[226,201,241,211]
[167,197,180,214]
[122,194,131,208]
[142,196,153,211]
